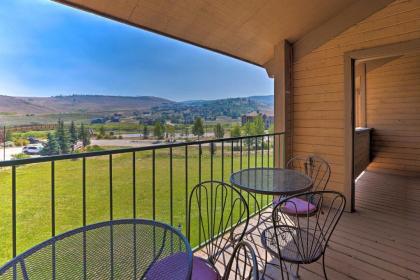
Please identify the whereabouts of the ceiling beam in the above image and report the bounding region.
[293,0,394,61]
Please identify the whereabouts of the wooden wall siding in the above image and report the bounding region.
[292,0,420,194]
[354,129,372,178]
[366,53,420,176]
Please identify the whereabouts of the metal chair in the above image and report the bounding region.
[261,191,346,280]
[0,219,192,280]
[286,155,331,192]
[187,180,250,280]
[223,241,259,280]
[271,155,332,216]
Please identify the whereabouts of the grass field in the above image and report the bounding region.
[0,144,274,264]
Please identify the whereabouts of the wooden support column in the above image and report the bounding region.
[265,41,293,168]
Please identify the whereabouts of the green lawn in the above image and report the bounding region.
[0,144,274,264]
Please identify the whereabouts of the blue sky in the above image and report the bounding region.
[0,0,273,101]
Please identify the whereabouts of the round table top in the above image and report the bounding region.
[230,167,313,195]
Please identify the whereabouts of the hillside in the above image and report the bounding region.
[0,95,173,115]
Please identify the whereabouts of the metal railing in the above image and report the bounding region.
[0,132,284,264]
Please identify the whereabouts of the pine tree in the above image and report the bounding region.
[69,121,78,147]
[79,123,91,147]
[192,117,204,139]
[56,120,70,154]
[142,125,149,139]
[213,123,224,139]
[42,133,60,155]
[153,121,164,139]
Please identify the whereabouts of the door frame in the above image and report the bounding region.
[344,38,420,212]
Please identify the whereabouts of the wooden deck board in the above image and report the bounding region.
[199,170,420,279]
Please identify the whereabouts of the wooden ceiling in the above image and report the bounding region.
[55,0,378,66]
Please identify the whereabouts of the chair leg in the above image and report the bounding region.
[322,254,328,280]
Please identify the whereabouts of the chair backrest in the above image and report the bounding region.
[223,241,259,280]
[0,219,192,280]
[272,191,346,263]
[187,181,249,266]
[287,155,331,191]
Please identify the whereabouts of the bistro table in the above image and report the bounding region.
[230,167,313,230]
[230,167,313,279]
[230,167,313,197]
[0,219,192,280]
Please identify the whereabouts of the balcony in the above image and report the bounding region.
[1,133,419,279]
[0,134,282,266]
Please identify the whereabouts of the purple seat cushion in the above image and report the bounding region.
[191,256,221,280]
[274,197,317,215]
[146,253,220,280]
[146,252,192,280]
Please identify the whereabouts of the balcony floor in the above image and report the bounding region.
[200,170,420,279]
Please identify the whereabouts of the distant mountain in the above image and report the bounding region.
[0,95,173,115]
[0,94,273,117]
[248,95,274,106]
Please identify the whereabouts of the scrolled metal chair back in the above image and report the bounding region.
[223,241,259,280]
[272,191,345,264]
[187,181,249,266]
[287,155,331,191]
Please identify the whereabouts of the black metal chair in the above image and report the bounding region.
[261,191,346,280]
[0,219,192,280]
[286,155,331,192]
[187,181,250,280]
[223,241,259,280]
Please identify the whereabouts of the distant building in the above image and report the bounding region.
[241,111,274,129]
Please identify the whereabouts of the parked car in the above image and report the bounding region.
[23,144,44,155]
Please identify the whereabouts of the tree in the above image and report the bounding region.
[192,117,204,139]
[142,125,149,139]
[42,133,60,155]
[153,121,164,139]
[253,115,265,135]
[165,124,175,139]
[243,121,254,136]
[99,126,106,137]
[79,123,91,147]
[69,121,78,147]
[184,126,190,139]
[230,124,241,138]
[56,120,70,154]
[213,123,224,139]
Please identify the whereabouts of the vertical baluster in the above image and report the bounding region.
[239,139,243,216]
[247,137,250,208]
[185,146,188,235]
[133,152,136,219]
[170,147,173,226]
[230,140,234,228]
[261,136,264,207]
[109,154,113,220]
[254,137,257,212]
[109,154,114,280]
[267,136,270,205]
[198,143,202,245]
[82,157,86,280]
[169,147,174,253]
[152,149,156,221]
[12,166,16,258]
[82,157,86,225]
[51,161,56,280]
[51,161,55,237]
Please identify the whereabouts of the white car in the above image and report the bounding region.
[23,144,43,155]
